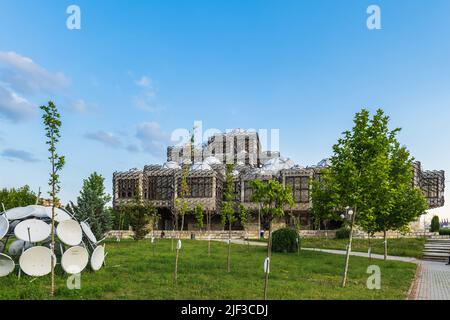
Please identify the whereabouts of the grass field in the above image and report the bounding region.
[0,239,416,300]
[299,238,426,259]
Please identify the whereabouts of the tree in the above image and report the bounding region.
[0,186,37,210]
[194,204,204,230]
[313,109,428,286]
[73,172,112,240]
[118,191,157,240]
[431,215,440,233]
[310,170,340,237]
[41,101,65,297]
[173,163,190,284]
[238,204,250,250]
[250,179,293,300]
[221,164,236,272]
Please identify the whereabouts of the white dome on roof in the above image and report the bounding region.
[163,161,180,169]
[316,158,331,167]
[190,163,212,171]
[203,156,222,165]
[262,157,295,172]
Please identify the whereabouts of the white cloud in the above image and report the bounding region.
[135,76,152,88]
[136,122,169,157]
[84,130,122,148]
[1,148,39,162]
[0,85,35,121]
[133,75,165,112]
[0,51,70,95]
[70,99,89,113]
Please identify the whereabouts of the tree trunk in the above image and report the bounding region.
[341,208,356,288]
[174,246,180,285]
[50,157,55,297]
[383,229,387,260]
[227,221,232,272]
[264,220,272,300]
[258,206,261,238]
[368,233,372,263]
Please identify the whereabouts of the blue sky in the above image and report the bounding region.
[0,0,449,221]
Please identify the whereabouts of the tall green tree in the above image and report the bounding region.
[0,186,37,210]
[221,164,236,272]
[250,179,293,300]
[310,170,340,236]
[41,101,65,297]
[74,172,112,239]
[118,190,157,240]
[194,204,204,230]
[173,163,190,284]
[313,108,428,286]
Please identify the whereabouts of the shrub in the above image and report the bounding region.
[272,228,299,253]
[335,227,351,239]
[439,229,450,236]
[430,216,440,232]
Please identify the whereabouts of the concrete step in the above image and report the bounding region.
[423,257,448,262]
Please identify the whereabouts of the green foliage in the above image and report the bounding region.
[311,170,339,229]
[430,216,440,232]
[111,207,130,230]
[238,204,248,228]
[271,228,299,253]
[119,193,157,240]
[194,204,204,229]
[335,227,351,239]
[72,172,113,239]
[250,179,294,223]
[40,101,65,204]
[0,186,37,210]
[221,164,237,226]
[439,229,450,236]
[313,109,428,236]
[174,164,190,231]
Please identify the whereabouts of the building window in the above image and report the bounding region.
[118,178,138,198]
[178,177,213,198]
[148,176,173,200]
[285,176,310,203]
[244,181,253,202]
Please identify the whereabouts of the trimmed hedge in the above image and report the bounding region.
[439,229,450,236]
[272,228,299,253]
[335,227,351,239]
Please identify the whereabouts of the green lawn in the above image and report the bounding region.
[0,239,416,300]
[300,237,426,259]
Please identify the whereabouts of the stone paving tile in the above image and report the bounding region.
[415,261,450,300]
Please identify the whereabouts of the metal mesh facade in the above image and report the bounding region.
[113,133,445,230]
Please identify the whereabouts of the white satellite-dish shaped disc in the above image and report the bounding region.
[56,219,82,246]
[81,221,97,244]
[0,253,15,277]
[44,207,72,223]
[0,215,9,239]
[8,240,32,256]
[26,205,48,218]
[14,219,51,242]
[19,246,54,277]
[61,246,89,274]
[4,206,34,221]
[90,245,105,271]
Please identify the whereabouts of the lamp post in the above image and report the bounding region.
[341,206,356,287]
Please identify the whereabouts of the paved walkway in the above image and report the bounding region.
[214,239,419,262]
[409,261,450,300]
[214,239,450,299]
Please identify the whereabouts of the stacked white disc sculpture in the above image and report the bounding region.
[0,205,106,278]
